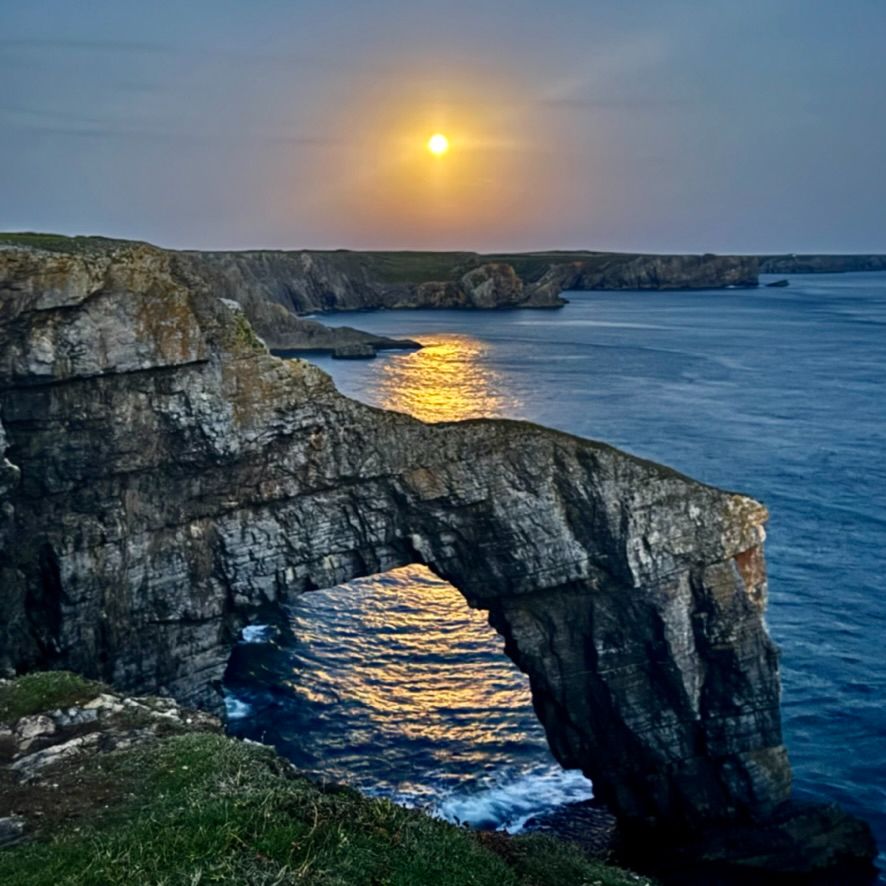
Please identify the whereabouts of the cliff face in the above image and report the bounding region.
[576,252,759,289]
[0,243,874,874]
[174,251,571,316]
[760,254,886,274]
[175,249,760,321]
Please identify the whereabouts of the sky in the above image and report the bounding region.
[2,0,885,253]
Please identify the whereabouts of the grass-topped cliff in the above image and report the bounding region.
[0,672,650,886]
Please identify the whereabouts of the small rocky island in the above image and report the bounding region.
[0,237,878,882]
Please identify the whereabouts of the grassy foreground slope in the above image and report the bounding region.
[0,673,651,886]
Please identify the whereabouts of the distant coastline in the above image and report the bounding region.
[3,232,885,358]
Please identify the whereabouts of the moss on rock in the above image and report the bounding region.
[0,672,103,723]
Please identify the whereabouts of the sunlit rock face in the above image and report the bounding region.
[0,242,874,873]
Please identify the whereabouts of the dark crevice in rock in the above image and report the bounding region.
[25,544,65,667]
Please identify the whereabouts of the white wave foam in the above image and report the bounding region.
[433,765,593,833]
[241,624,274,644]
[223,694,253,720]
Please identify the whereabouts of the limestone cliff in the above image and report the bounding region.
[760,254,886,274]
[0,242,875,876]
[173,250,573,316]
[176,248,760,319]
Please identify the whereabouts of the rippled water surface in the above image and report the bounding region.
[225,566,592,829]
[227,273,886,865]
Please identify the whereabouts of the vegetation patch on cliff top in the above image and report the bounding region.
[0,674,651,886]
[0,672,103,722]
[0,232,142,255]
[357,251,476,284]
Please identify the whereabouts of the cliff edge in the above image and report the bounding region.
[0,671,647,885]
[0,241,875,879]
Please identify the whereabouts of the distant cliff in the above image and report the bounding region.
[0,240,875,877]
[0,234,764,357]
[760,254,886,274]
[176,249,761,318]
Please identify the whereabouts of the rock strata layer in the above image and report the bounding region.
[0,241,875,876]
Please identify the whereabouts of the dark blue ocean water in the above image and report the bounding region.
[225,273,886,867]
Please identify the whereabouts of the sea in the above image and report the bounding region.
[224,272,886,872]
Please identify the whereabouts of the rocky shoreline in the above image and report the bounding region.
[0,236,878,880]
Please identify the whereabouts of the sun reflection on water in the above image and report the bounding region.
[287,565,538,757]
[224,564,593,827]
[377,334,520,422]
[226,565,552,790]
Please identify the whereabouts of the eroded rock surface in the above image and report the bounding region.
[0,242,875,875]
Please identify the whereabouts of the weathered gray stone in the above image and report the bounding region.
[2,685,221,788]
[0,815,25,848]
[49,707,99,728]
[0,242,874,873]
[14,714,56,744]
[11,734,103,780]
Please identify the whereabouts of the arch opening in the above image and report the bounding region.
[223,563,594,832]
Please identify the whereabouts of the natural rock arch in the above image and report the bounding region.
[0,244,873,872]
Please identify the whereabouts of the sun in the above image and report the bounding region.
[427,133,449,156]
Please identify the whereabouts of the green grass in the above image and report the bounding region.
[0,232,140,254]
[0,671,103,722]
[357,251,477,284]
[0,729,650,886]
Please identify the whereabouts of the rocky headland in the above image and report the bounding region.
[1,234,763,357]
[0,238,878,881]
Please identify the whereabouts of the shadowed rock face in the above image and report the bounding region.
[759,254,886,274]
[174,248,760,320]
[0,243,875,874]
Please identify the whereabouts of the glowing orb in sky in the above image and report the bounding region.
[427,133,449,155]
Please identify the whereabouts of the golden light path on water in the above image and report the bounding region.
[375,333,521,422]
[286,566,536,753]
[226,564,593,828]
